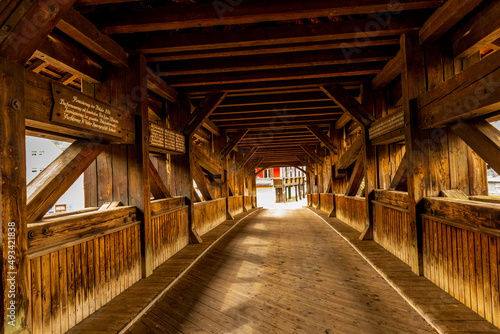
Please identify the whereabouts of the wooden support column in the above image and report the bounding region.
[170,95,202,243]
[402,32,428,276]
[127,54,153,277]
[0,57,28,334]
[360,84,377,240]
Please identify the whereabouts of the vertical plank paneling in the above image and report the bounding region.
[31,257,42,334]
[50,252,61,334]
[41,254,51,334]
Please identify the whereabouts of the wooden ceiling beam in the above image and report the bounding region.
[168,63,384,87]
[213,101,339,115]
[156,46,398,76]
[113,3,434,35]
[237,146,259,170]
[452,0,500,58]
[214,115,339,128]
[181,78,368,95]
[211,110,342,122]
[57,8,128,67]
[218,92,331,107]
[147,37,401,62]
[419,0,483,45]
[34,31,103,83]
[299,144,322,164]
[371,51,402,90]
[220,129,249,160]
[306,125,338,154]
[335,112,352,130]
[202,119,221,136]
[182,92,227,136]
[296,155,315,172]
[146,67,179,103]
[321,85,375,128]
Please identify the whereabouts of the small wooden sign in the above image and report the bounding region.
[149,122,185,154]
[51,83,123,138]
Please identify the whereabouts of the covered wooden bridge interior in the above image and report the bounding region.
[1,0,500,333]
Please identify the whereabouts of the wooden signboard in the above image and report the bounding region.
[150,122,185,154]
[50,83,123,138]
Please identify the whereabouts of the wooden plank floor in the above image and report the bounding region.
[127,206,437,334]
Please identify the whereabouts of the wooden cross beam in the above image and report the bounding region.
[56,8,128,67]
[191,161,214,201]
[451,119,500,175]
[371,51,402,90]
[192,144,223,175]
[389,152,408,190]
[299,144,322,164]
[296,155,315,173]
[221,129,249,160]
[183,92,227,137]
[306,125,338,154]
[335,112,352,130]
[321,85,375,128]
[27,140,104,222]
[237,146,259,170]
[345,157,364,196]
[0,0,76,64]
[147,68,179,103]
[149,159,171,199]
[336,135,364,170]
[246,157,264,176]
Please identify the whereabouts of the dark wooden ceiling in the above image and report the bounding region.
[70,0,442,168]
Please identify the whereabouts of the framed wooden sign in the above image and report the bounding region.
[50,83,123,138]
[149,122,185,154]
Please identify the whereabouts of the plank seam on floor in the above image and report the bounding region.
[306,206,500,334]
[118,208,262,334]
[306,207,442,334]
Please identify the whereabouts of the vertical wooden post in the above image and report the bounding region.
[127,54,153,277]
[0,57,28,333]
[402,32,428,276]
[360,84,377,240]
[222,130,233,219]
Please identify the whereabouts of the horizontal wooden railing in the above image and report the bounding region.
[28,207,142,334]
[193,198,227,236]
[335,195,366,232]
[422,197,500,328]
[228,196,244,217]
[372,190,412,266]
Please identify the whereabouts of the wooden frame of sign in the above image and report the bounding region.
[149,122,186,155]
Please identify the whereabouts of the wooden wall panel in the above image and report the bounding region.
[193,198,226,236]
[423,217,500,328]
[152,206,189,270]
[244,196,253,212]
[319,193,334,214]
[335,195,366,232]
[228,196,244,217]
[29,223,141,334]
[311,194,320,209]
[373,202,411,266]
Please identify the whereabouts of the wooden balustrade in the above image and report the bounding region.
[335,195,366,232]
[27,207,142,333]
[421,198,500,327]
[228,196,244,217]
[193,198,227,236]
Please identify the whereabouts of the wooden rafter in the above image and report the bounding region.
[0,0,76,64]
[299,144,322,165]
[452,0,500,59]
[104,1,438,34]
[56,8,128,67]
[183,92,227,137]
[246,157,264,176]
[27,140,104,222]
[451,119,500,175]
[34,31,103,83]
[419,0,483,45]
[345,157,364,196]
[220,129,249,160]
[202,119,221,136]
[296,156,315,173]
[321,85,375,128]
[335,112,352,130]
[149,160,171,199]
[146,68,179,103]
[237,147,259,170]
[306,125,338,154]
